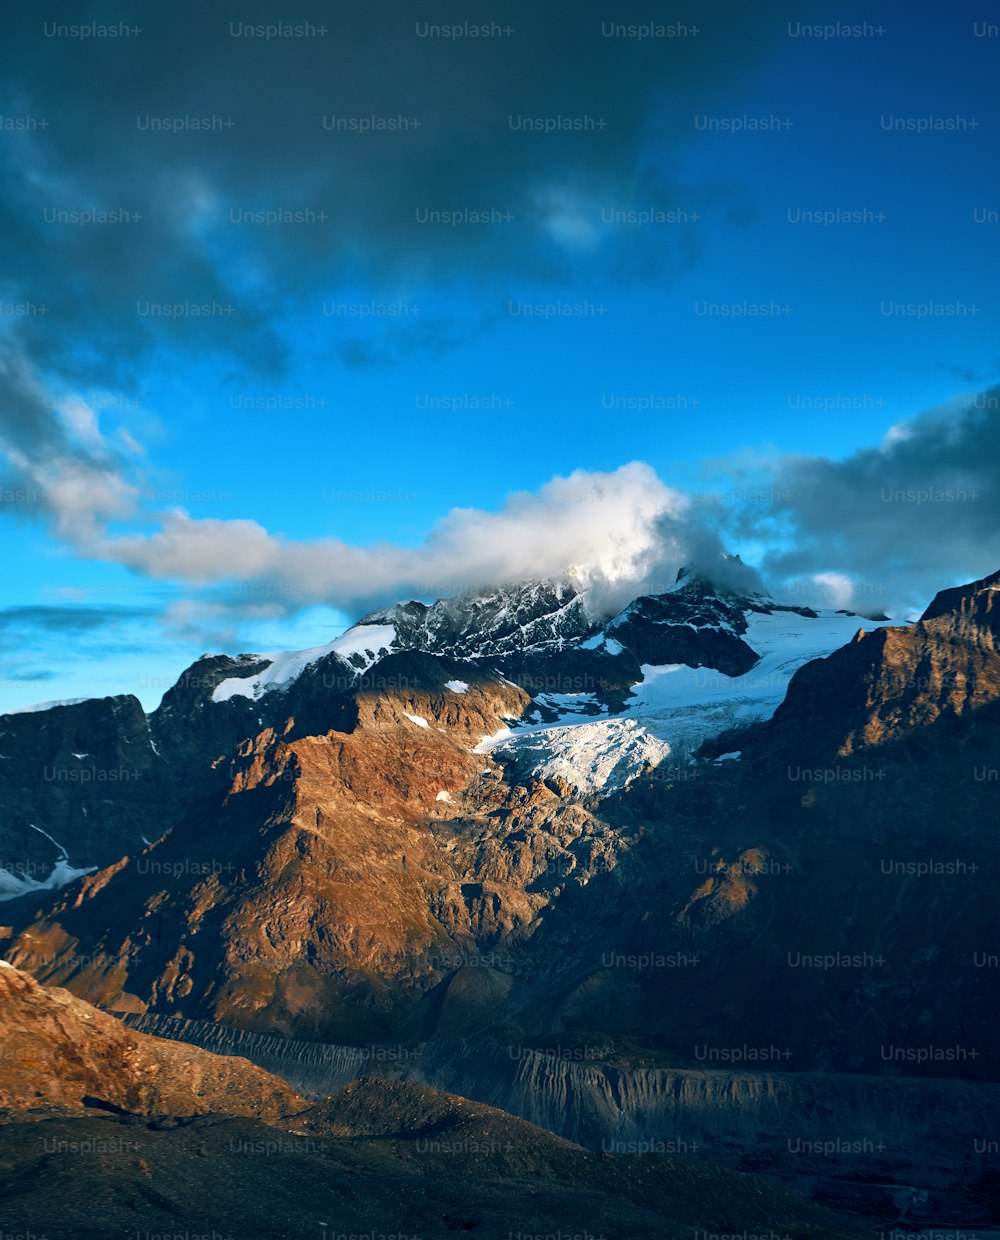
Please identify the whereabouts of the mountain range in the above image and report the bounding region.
[1,564,998,1234]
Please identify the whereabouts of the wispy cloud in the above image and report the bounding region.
[0,349,139,541]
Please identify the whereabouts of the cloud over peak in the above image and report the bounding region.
[103,462,708,617]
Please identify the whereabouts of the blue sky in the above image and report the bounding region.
[2,1,1000,709]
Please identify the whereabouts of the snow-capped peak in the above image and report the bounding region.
[359,578,600,659]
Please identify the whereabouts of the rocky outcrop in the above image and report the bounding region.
[748,570,1000,766]
[0,961,304,1120]
[125,1012,382,1095]
[608,589,760,676]
[0,659,569,1040]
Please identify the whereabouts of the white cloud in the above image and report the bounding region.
[535,184,602,253]
[105,513,279,582]
[0,349,140,543]
[57,397,103,447]
[3,444,138,544]
[7,341,1000,643]
[806,572,855,610]
[881,422,911,448]
[100,462,696,617]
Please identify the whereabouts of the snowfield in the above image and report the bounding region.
[0,856,98,903]
[485,607,897,793]
[489,717,671,795]
[625,608,895,752]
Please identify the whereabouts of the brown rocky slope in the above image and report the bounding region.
[0,959,303,1120]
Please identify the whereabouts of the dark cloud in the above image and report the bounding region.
[0,605,154,633]
[0,348,138,539]
[0,0,793,383]
[730,386,1000,613]
[0,0,802,610]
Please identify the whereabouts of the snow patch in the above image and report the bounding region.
[29,823,68,858]
[536,691,606,718]
[473,726,514,754]
[483,605,897,787]
[1,698,89,716]
[0,823,97,902]
[435,790,452,803]
[444,680,469,694]
[404,713,430,729]
[212,624,396,703]
[578,634,624,656]
[0,854,97,903]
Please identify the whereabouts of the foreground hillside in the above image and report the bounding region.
[0,964,861,1240]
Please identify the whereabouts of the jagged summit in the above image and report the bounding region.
[358,577,597,659]
[671,551,769,600]
[172,565,998,713]
[357,560,782,666]
[0,565,900,902]
[919,565,1000,626]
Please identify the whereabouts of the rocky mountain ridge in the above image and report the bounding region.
[1,567,999,1229]
[0,571,992,1069]
[0,568,891,893]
